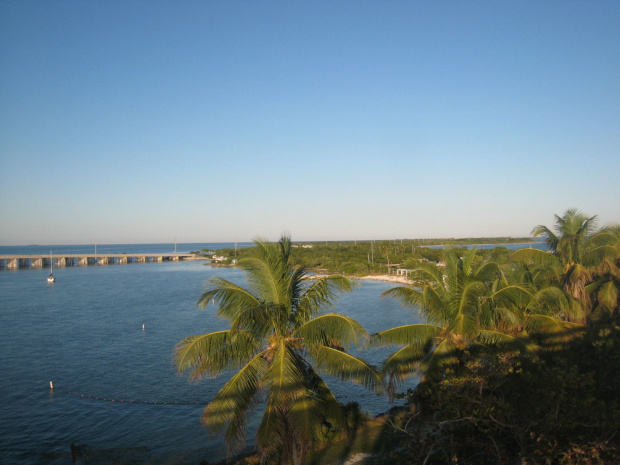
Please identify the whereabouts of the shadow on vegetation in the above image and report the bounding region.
[306,405,410,465]
[385,325,620,465]
[302,325,620,465]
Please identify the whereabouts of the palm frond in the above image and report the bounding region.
[592,280,619,313]
[490,284,532,310]
[368,323,441,348]
[202,352,268,447]
[174,330,259,380]
[458,281,487,315]
[229,301,287,337]
[256,396,285,460]
[262,341,308,408]
[443,247,462,277]
[422,285,449,323]
[447,281,485,339]
[525,286,570,317]
[290,265,310,311]
[473,261,500,283]
[408,262,445,288]
[287,391,323,450]
[294,313,369,349]
[532,224,559,251]
[476,329,536,353]
[239,255,289,306]
[304,363,345,426]
[197,277,261,323]
[480,285,530,329]
[525,314,586,338]
[381,343,427,377]
[278,234,293,263]
[460,247,479,277]
[511,248,560,268]
[381,286,424,309]
[589,229,620,250]
[485,303,524,329]
[419,338,459,375]
[447,312,479,341]
[255,343,322,460]
[309,345,384,393]
[380,344,428,400]
[586,244,619,267]
[295,274,354,325]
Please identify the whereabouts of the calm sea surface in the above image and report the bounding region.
[0,244,424,465]
[0,242,254,256]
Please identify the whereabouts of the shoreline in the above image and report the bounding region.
[309,273,413,285]
[357,274,412,285]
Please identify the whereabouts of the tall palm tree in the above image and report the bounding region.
[532,208,598,267]
[514,209,603,323]
[174,235,382,465]
[531,208,598,302]
[370,247,527,396]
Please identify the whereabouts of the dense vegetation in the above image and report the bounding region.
[180,210,620,465]
[199,237,532,276]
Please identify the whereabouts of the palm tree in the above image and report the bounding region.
[513,209,605,323]
[531,208,598,303]
[532,208,598,267]
[586,225,620,325]
[174,235,382,465]
[508,259,587,348]
[370,247,527,396]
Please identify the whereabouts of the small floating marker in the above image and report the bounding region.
[142,324,145,330]
[50,381,54,389]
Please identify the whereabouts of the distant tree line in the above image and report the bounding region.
[200,236,532,276]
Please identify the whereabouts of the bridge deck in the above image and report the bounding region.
[0,253,197,269]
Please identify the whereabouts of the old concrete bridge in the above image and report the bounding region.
[0,253,196,269]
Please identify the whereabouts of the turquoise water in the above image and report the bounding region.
[0,257,419,464]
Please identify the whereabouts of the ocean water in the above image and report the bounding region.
[0,255,420,465]
[0,242,253,256]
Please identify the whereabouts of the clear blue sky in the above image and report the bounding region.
[1,1,618,245]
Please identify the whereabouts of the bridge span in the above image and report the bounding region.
[0,253,197,269]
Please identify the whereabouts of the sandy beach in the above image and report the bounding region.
[357,274,412,285]
[308,273,413,285]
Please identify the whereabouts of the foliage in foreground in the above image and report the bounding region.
[225,324,620,465]
[394,327,620,465]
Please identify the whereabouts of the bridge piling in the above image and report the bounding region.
[0,253,195,270]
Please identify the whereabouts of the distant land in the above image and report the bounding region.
[197,236,541,276]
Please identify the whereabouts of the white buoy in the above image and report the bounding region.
[50,381,54,389]
[142,324,145,330]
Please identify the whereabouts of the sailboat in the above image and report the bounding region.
[47,251,55,283]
